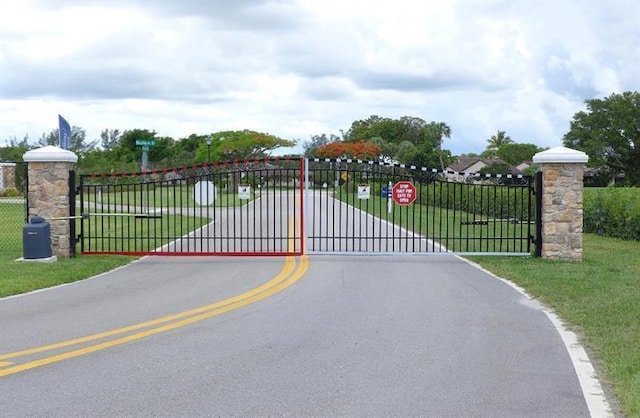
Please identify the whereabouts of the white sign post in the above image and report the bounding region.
[194,181,216,206]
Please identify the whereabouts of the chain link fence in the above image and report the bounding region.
[0,162,28,257]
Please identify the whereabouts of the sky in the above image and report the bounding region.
[1,0,639,157]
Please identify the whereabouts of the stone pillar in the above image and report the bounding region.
[23,146,78,258]
[0,162,17,193]
[532,146,589,261]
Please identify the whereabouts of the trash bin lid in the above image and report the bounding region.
[30,216,46,223]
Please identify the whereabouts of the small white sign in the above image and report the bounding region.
[358,184,370,200]
[194,181,216,206]
[238,184,251,200]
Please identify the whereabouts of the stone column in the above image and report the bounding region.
[532,146,589,261]
[23,146,78,258]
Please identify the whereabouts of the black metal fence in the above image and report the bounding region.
[0,162,28,257]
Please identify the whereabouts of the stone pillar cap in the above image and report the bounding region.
[533,146,589,164]
[23,146,78,163]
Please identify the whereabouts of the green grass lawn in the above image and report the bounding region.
[82,184,252,208]
[0,203,27,254]
[79,212,210,253]
[335,191,532,253]
[1,202,210,296]
[468,234,640,417]
[0,253,136,298]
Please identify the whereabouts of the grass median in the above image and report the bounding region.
[468,234,640,418]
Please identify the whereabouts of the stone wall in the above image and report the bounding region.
[0,163,16,193]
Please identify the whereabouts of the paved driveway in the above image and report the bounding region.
[0,253,608,416]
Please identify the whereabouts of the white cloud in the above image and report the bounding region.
[1,0,638,156]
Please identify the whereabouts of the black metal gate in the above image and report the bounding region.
[76,158,539,256]
[305,158,537,255]
[78,158,304,256]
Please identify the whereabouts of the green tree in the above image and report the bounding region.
[394,141,417,164]
[39,126,97,156]
[100,129,122,150]
[76,149,138,174]
[563,91,640,186]
[368,136,397,163]
[344,115,405,143]
[485,130,514,156]
[0,136,32,161]
[195,130,296,162]
[427,122,451,172]
[342,115,450,169]
[496,143,542,166]
[302,134,338,158]
[162,134,206,167]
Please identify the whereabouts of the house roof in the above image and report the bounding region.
[448,157,514,173]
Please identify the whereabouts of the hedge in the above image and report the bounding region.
[419,181,533,221]
[584,188,640,241]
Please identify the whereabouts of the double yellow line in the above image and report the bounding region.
[0,256,308,378]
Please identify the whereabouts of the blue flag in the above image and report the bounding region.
[58,114,71,150]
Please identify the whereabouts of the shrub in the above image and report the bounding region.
[584,187,640,241]
[1,187,21,198]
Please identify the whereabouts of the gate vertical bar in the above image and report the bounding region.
[24,162,30,223]
[68,170,76,257]
[535,171,543,257]
[79,175,85,253]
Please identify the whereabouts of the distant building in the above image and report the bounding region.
[445,157,521,182]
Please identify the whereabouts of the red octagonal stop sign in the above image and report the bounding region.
[392,181,416,205]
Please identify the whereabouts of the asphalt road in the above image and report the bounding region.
[0,253,596,417]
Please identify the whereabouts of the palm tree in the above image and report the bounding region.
[428,122,451,172]
[486,130,513,154]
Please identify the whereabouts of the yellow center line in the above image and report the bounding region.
[0,255,308,378]
[0,257,296,362]
[0,216,308,377]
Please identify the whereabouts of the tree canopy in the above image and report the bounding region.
[496,143,543,166]
[563,91,640,185]
[340,115,453,169]
[485,130,513,156]
[316,141,381,160]
[196,130,295,163]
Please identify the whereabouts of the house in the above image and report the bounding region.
[445,157,521,182]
